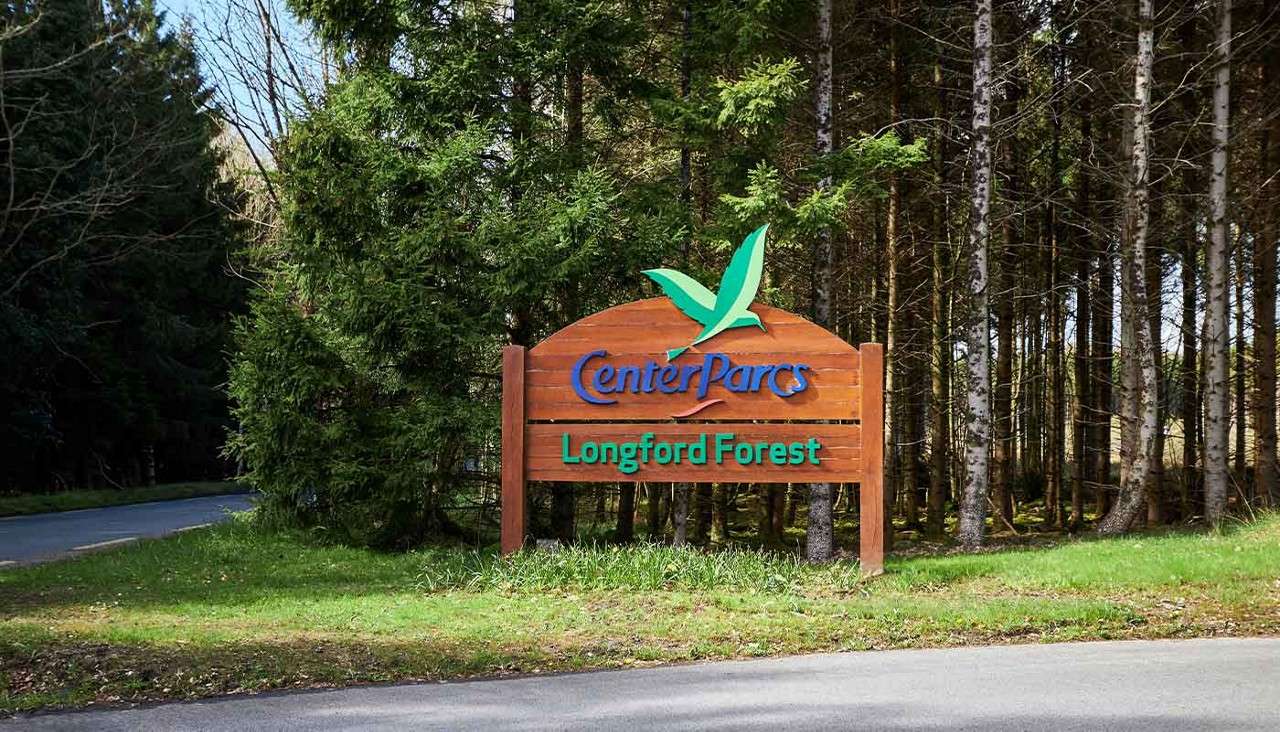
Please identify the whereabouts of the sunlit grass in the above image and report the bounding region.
[2,513,1277,713]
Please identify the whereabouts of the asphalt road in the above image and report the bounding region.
[8,637,1277,730]
[0,493,255,565]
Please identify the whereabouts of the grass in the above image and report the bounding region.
[2,513,1278,714]
[0,481,246,518]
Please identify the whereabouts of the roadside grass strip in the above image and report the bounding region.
[2,514,1278,714]
[0,482,245,518]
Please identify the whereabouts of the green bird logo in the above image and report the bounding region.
[643,224,769,361]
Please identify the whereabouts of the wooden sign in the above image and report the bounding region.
[502,226,885,574]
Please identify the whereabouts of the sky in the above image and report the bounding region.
[157,0,317,152]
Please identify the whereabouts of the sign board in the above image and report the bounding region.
[501,225,885,573]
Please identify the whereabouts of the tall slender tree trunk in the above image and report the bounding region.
[927,51,951,540]
[1182,216,1200,519]
[1073,256,1092,530]
[671,0,695,547]
[807,0,836,562]
[711,483,730,545]
[1204,0,1232,527]
[1071,103,1093,531]
[1047,225,1066,527]
[1176,11,1201,522]
[993,267,1015,530]
[882,0,904,549]
[958,0,994,549]
[1146,229,1164,526]
[1093,240,1115,515]
[1099,0,1158,534]
[693,486,711,542]
[1255,1,1280,507]
[616,483,636,542]
[1234,242,1247,484]
[647,484,664,539]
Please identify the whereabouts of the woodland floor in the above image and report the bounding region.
[1,513,1278,714]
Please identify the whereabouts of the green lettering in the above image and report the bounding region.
[769,442,788,465]
[689,435,707,464]
[789,442,805,465]
[562,433,580,464]
[715,433,735,464]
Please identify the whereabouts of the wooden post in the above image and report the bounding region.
[859,343,886,576]
[501,345,527,555]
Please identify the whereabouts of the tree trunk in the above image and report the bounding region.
[616,483,635,542]
[711,483,729,545]
[646,483,664,540]
[993,266,1015,531]
[551,483,575,543]
[1181,216,1200,519]
[693,485,711,542]
[806,0,836,563]
[1204,0,1232,527]
[958,0,994,549]
[1047,211,1066,528]
[1093,243,1115,516]
[1146,229,1164,526]
[1255,2,1280,507]
[927,49,951,540]
[1072,249,1091,531]
[1099,0,1157,534]
[672,485,689,546]
[1072,29,1095,531]
[1234,242,1247,483]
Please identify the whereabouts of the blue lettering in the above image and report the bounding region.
[725,364,751,392]
[697,354,730,399]
[789,364,810,395]
[571,350,617,405]
[593,365,617,394]
[767,363,794,397]
[658,364,680,393]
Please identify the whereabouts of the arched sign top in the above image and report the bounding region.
[531,298,860,357]
[527,298,864,422]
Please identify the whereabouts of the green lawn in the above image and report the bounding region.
[0,482,246,518]
[2,514,1278,714]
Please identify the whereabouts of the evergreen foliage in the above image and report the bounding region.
[0,0,243,492]
[229,0,924,547]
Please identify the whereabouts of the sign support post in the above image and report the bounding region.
[857,342,885,576]
[500,345,526,555]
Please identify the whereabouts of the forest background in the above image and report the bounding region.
[3,0,1279,559]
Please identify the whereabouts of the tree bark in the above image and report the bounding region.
[646,483,664,540]
[958,0,994,549]
[1255,0,1279,507]
[1099,0,1158,534]
[1145,225,1164,526]
[993,259,1015,530]
[806,0,836,562]
[1182,214,1200,519]
[1234,242,1246,483]
[616,483,635,542]
[927,49,951,540]
[672,485,689,546]
[1204,0,1232,527]
[711,483,729,546]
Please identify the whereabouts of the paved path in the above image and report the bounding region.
[8,637,1277,730]
[0,493,255,565]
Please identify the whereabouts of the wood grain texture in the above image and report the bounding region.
[858,342,885,576]
[526,299,861,421]
[526,423,863,483]
[500,346,526,555]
